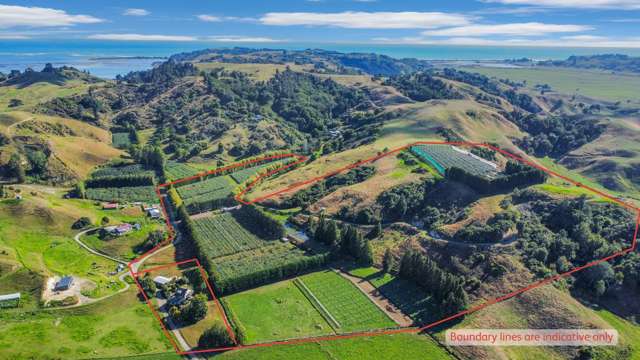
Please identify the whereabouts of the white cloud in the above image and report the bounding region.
[482,0,640,9]
[0,33,30,39]
[123,8,150,16]
[423,22,592,37]
[260,11,471,29]
[88,33,197,41]
[0,5,103,29]
[373,35,640,48]
[206,35,285,43]
[197,14,221,22]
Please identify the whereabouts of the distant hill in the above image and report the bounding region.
[0,63,102,89]
[169,47,432,76]
[538,54,640,73]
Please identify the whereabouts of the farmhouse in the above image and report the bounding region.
[0,292,20,308]
[54,276,74,292]
[168,288,193,306]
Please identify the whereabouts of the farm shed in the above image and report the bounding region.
[54,276,74,291]
[0,292,20,308]
[153,276,172,286]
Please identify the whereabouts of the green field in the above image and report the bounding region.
[461,66,640,102]
[0,197,125,300]
[91,164,156,179]
[0,288,173,359]
[86,186,158,204]
[81,221,164,261]
[224,280,334,344]
[111,132,132,149]
[192,212,270,259]
[165,161,200,180]
[218,333,452,360]
[299,270,396,332]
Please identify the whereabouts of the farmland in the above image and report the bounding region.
[165,161,200,180]
[86,186,158,203]
[192,213,270,259]
[218,333,452,360]
[411,144,498,178]
[298,271,396,333]
[224,280,334,344]
[229,159,289,184]
[91,164,156,179]
[210,243,329,294]
[176,175,235,213]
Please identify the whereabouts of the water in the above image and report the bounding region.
[3,39,640,79]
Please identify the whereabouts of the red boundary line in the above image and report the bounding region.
[127,142,640,355]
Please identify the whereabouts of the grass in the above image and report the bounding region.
[0,197,124,299]
[299,270,396,332]
[0,288,173,359]
[179,301,224,348]
[596,310,640,360]
[224,280,334,344]
[81,220,164,261]
[194,62,312,81]
[461,65,640,102]
[218,333,452,359]
[0,80,90,112]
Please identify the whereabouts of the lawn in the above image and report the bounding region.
[81,220,164,261]
[224,280,334,344]
[218,333,452,360]
[299,270,396,332]
[0,288,173,359]
[461,66,640,102]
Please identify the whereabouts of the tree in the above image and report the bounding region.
[75,181,86,199]
[198,322,234,348]
[382,249,394,273]
[140,275,157,298]
[8,98,23,108]
[7,153,26,183]
[101,216,110,226]
[180,293,208,324]
[72,217,91,230]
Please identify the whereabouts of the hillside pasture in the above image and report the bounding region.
[461,66,640,103]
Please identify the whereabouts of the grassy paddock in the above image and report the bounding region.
[224,279,334,344]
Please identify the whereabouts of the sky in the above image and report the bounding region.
[1,0,640,47]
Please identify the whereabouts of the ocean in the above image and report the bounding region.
[3,40,640,79]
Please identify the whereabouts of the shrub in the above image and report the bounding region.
[198,322,234,349]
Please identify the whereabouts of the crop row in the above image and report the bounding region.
[85,186,157,203]
[176,175,234,200]
[166,161,200,180]
[91,164,155,179]
[299,271,395,332]
[192,213,269,259]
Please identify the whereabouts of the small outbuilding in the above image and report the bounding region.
[0,292,20,308]
[147,208,162,219]
[54,276,74,292]
[153,275,172,286]
[102,203,118,210]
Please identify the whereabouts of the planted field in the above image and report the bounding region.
[165,161,200,180]
[86,186,157,203]
[299,271,396,332]
[192,213,269,259]
[229,159,288,184]
[91,164,155,179]
[176,175,234,201]
[218,333,452,360]
[211,243,328,293]
[224,280,334,344]
[411,144,498,178]
[366,272,434,324]
[112,132,132,149]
